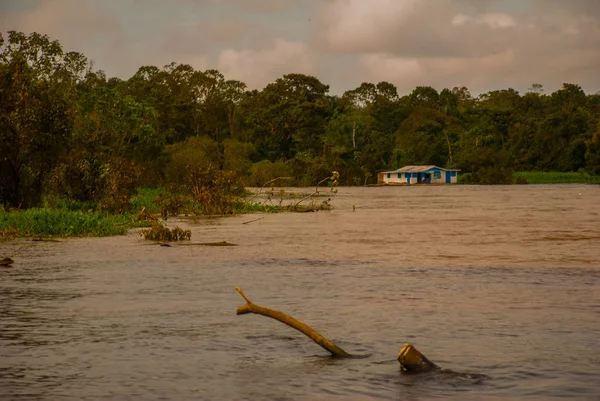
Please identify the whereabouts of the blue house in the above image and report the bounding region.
[378,165,460,185]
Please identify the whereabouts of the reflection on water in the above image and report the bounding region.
[1,185,599,400]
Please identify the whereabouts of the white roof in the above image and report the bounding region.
[380,165,460,173]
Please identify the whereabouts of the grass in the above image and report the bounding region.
[0,208,151,240]
[232,199,280,214]
[513,171,600,184]
[0,187,285,240]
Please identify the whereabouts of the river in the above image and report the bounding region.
[1,185,599,400]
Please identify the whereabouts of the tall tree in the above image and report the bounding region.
[0,31,82,207]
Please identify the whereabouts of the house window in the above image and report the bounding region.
[451,171,457,177]
[433,171,441,179]
[387,173,391,179]
[397,173,402,178]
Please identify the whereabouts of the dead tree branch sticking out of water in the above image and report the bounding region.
[235,286,441,373]
[235,287,352,357]
[249,177,295,202]
[290,171,339,211]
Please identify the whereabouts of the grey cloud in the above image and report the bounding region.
[0,0,121,43]
[317,0,600,94]
[217,39,316,88]
[1,0,598,94]
[160,17,273,55]
[136,0,298,12]
[532,0,600,15]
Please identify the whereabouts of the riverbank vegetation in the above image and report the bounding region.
[1,31,600,236]
[512,171,600,185]
[0,207,149,239]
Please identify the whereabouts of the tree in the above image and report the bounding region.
[48,76,163,209]
[241,74,330,164]
[0,31,82,207]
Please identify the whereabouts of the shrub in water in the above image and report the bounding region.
[139,223,191,241]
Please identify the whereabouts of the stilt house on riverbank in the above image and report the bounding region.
[378,165,460,185]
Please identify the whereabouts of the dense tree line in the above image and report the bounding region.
[1,31,599,209]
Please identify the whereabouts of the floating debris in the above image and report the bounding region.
[0,257,14,266]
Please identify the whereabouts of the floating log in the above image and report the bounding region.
[177,241,238,247]
[242,217,264,225]
[235,287,351,357]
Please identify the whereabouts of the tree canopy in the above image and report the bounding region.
[1,31,599,208]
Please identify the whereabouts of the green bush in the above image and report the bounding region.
[223,139,255,181]
[47,155,143,213]
[512,171,600,184]
[164,136,219,185]
[0,208,149,238]
[248,160,295,187]
[129,188,165,214]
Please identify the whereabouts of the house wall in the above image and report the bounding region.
[381,168,459,184]
[429,168,443,184]
[445,171,458,183]
[382,172,409,184]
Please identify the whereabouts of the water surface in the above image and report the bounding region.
[1,185,599,400]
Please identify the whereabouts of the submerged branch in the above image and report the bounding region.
[242,217,264,225]
[249,177,295,201]
[235,286,352,357]
[290,172,338,211]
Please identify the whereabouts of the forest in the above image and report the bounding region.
[2,31,600,211]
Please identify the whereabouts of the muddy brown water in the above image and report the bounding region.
[1,185,599,400]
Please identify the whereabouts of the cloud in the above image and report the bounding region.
[217,39,316,88]
[0,0,128,75]
[358,54,423,85]
[451,13,517,29]
[0,0,120,43]
[318,0,600,93]
[1,0,599,95]
[147,0,297,12]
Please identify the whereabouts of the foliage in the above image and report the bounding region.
[155,190,195,217]
[129,188,165,214]
[223,138,255,182]
[231,199,279,214]
[156,166,256,217]
[0,208,149,238]
[458,166,513,185]
[512,171,600,184]
[2,30,600,218]
[247,160,295,187]
[139,223,191,241]
[164,135,219,184]
[0,31,80,207]
[188,165,243,215]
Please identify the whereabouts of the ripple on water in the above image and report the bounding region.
[1,186,599,400]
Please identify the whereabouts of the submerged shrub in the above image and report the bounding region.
[139,223,191,241]
[155,190,195,217]
[187,165,243,215]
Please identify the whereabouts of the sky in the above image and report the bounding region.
[1,0,599,95]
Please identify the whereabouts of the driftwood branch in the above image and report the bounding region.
[235,287,442,373]
[235,287,351,357]
[242,217,264,225]
[291,176,331,209]
[249,177,295,201]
